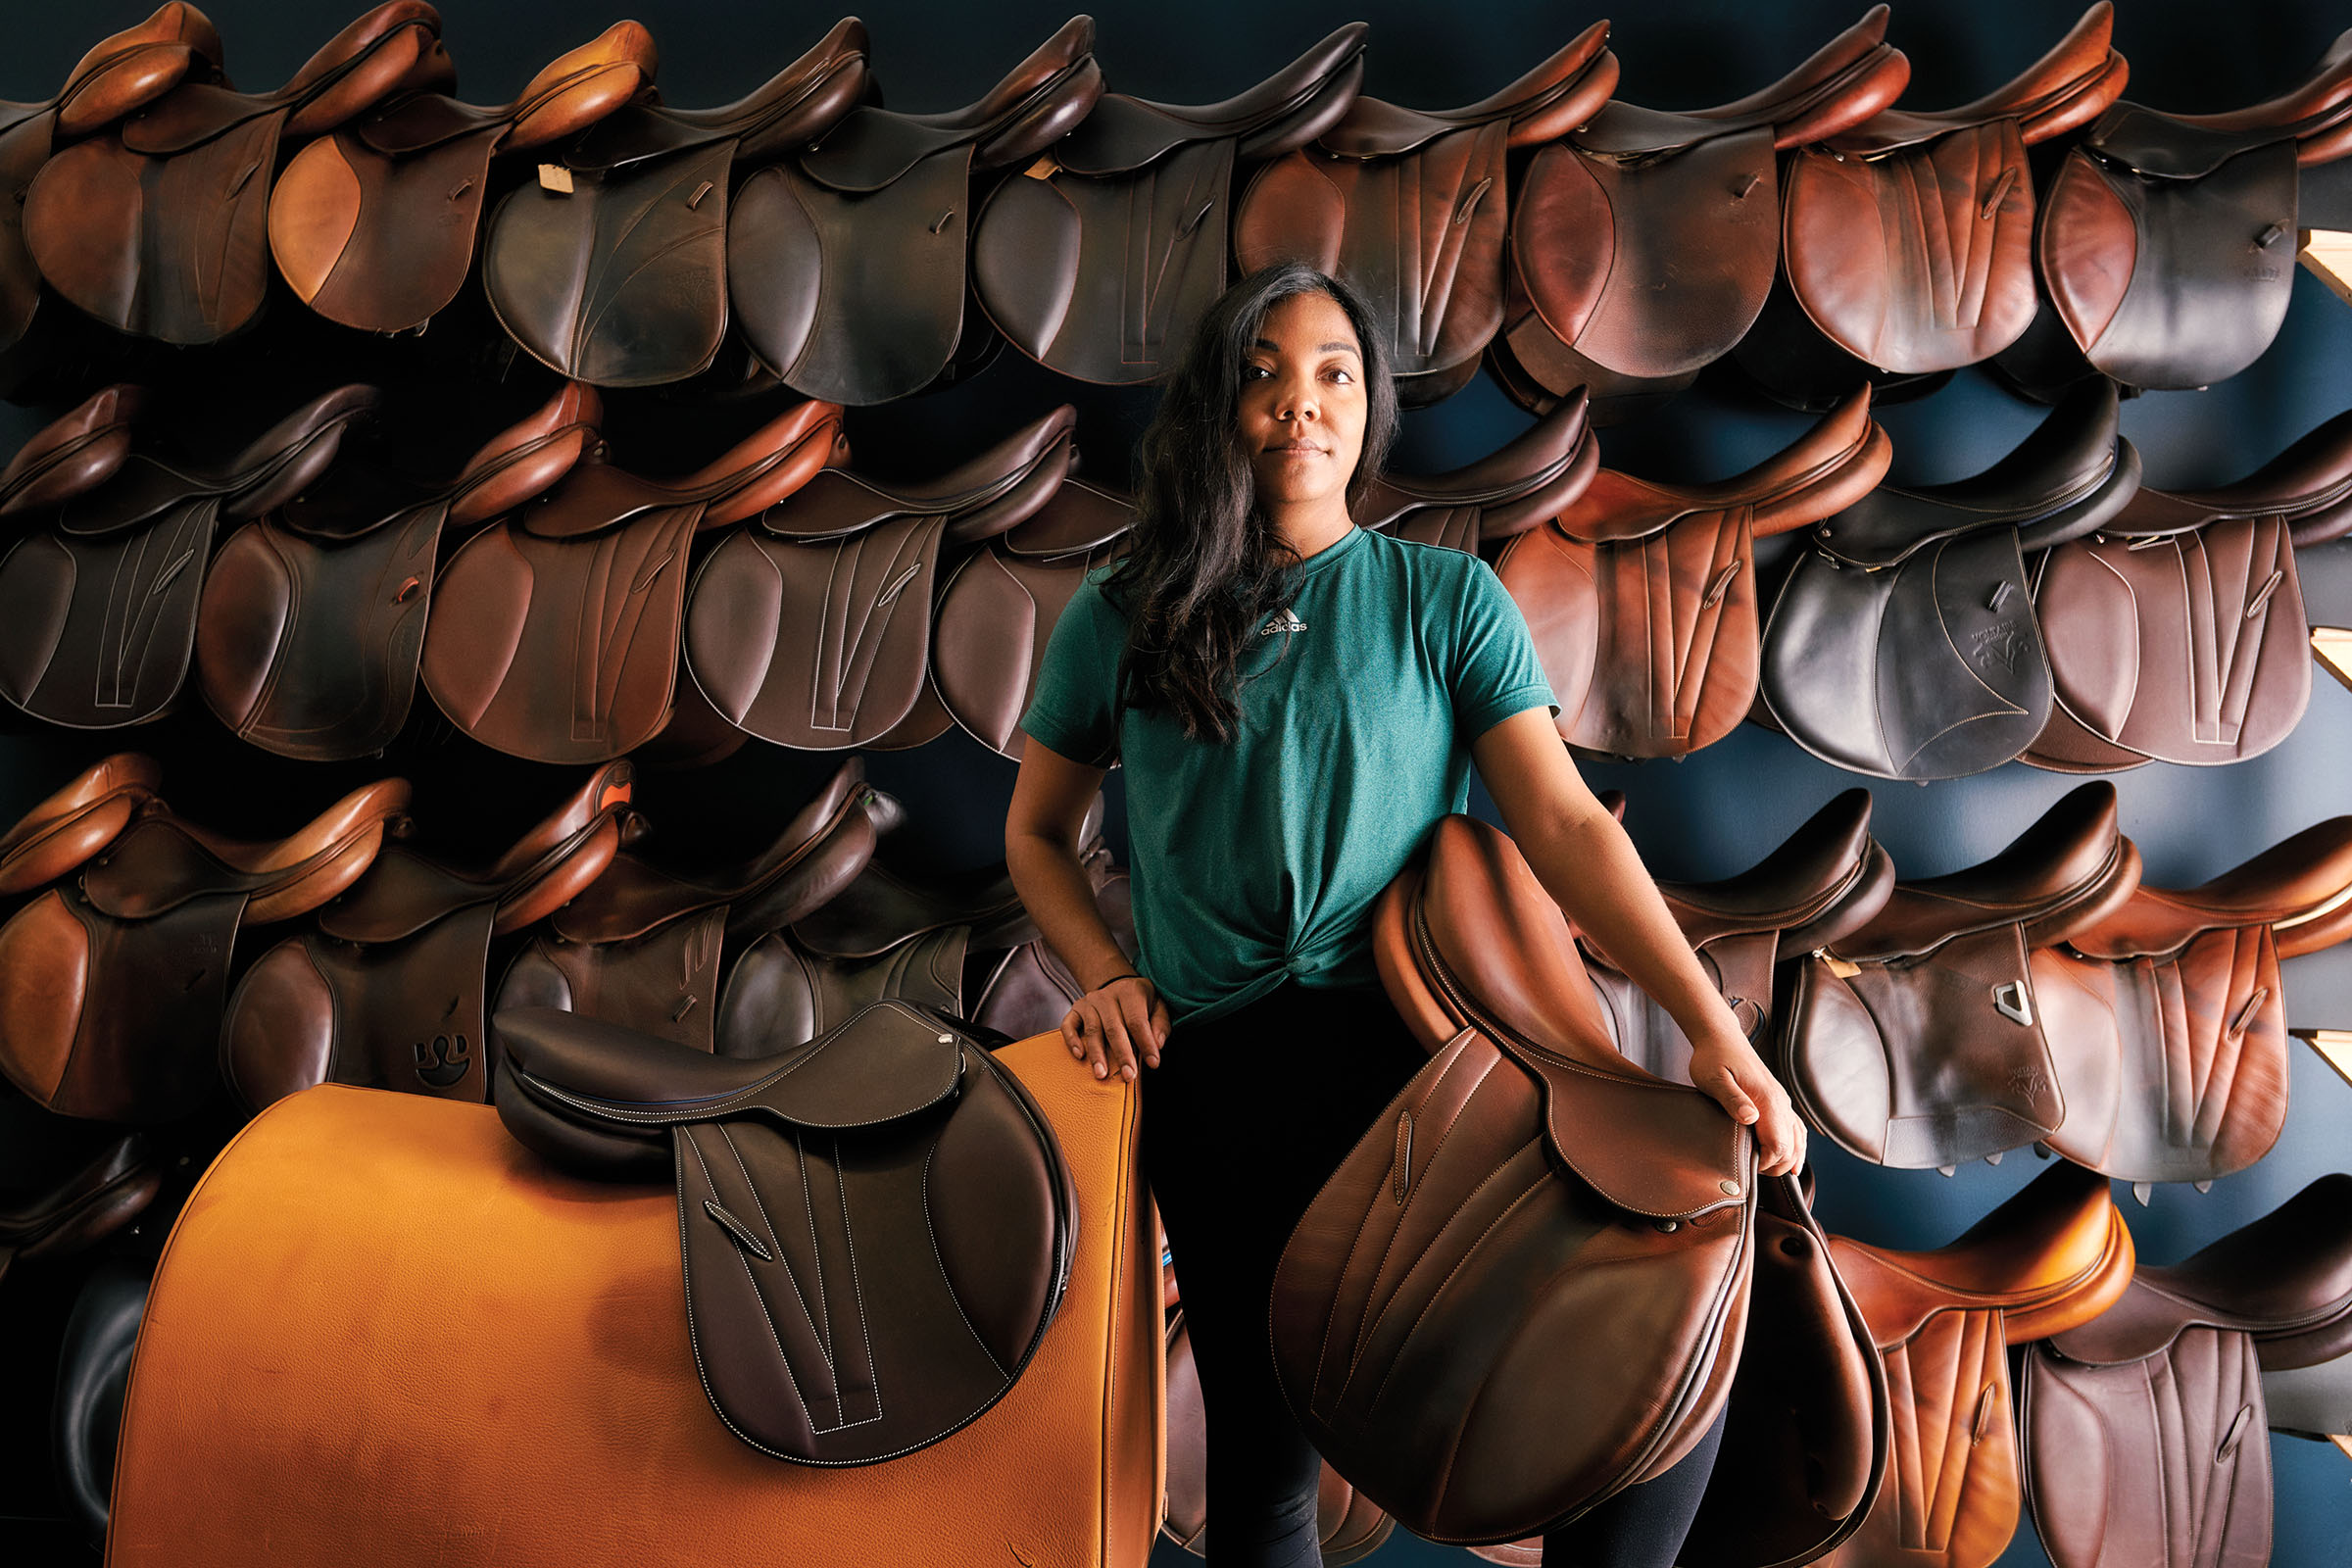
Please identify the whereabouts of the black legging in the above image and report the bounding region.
[1143,978,1727,1568]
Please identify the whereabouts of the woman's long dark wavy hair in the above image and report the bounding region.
[1104,264,1399,743]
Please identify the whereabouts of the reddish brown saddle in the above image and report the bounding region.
[1497,385,1889,759]
[683,405,1076,751]
[1354,389,1597,552]
[24,1,450,344]
[0,1134,161,1286]
[195,381,602,760]
[220,760,633,1109]
[2031,406,2352,772]
[0,771,409,1122]
[1231,24,1617,406]
[270,21,657,335]
[0,753,161,899]
[420,398,846,763]
[1498,7,1905,413]
[1830,1160,2136,1568]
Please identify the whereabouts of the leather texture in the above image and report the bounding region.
[51,1253,153,1544]
[0,1134,160,1284]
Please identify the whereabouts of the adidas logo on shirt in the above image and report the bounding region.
[1260,608,1306,637]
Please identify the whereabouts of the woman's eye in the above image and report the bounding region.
[1329,368,1354,385]
[1243,365,1271,382]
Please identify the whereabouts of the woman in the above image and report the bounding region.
[1004,265,1806,1568]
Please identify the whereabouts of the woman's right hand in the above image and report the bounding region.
[1062,974,1170,1083]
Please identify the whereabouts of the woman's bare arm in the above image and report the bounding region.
[1469,709,1806,1176]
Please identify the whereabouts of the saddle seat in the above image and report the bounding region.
[561,19,865,169]
[1571,4,1906,156]
[121,777,413,924]
[523,398,850,539]
[1313,24,1612,160]
[17,5,224,141]
[0,1135,160,1282]
[1656,790,1893,953]
[1048,24,1367,173]
[0,385,145,517]
[751,404,1079,543]
[117,2,447,153]
[2134,407,2352,546]
[1821,4,2126,157]
[338,21,656,154]
[0,753,160,895]
[1355,392,1595,550]
[2065,818,2352,961]
[2082,30,2352,171]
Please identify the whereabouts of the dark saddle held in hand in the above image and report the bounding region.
[495,999,1080,1465]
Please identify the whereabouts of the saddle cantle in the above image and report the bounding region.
[2024,1174,2352,1568]
[194,381,602,760]
[494,999,1080,1465]
[1498,7,1906,411]
[1499,385,1890,759]
[482,21,872,387]
[0,1134,161,1285]
[1752,4,2128,401]
[0,753,162,898]
[2026,817,2352,1189]
[492,759,881,1053]
[420,397,847,763]
[24,1,449,344]
[728,17,1103,405]
[2035,29,2352,392]
[0,383,378,730]
[1830,1160,2136,1568]
[1759,378,2142,780]
[2030,406,2352,772]
[271,20,658,335]
[1230,24,1618,406]
[683,404,1077,751]
[0,772,409,1122]
[1780,782,2144,1171]
[220,760,633,1109]
[971,24,1368,387]
[1353,388,1598,553]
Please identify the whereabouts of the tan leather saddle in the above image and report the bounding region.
[270,21,657,335]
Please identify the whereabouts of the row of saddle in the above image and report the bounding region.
[0,5,2348,409]
[0,751,1132,1127]
[1164,1161,2352,1568]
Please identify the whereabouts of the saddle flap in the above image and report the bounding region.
[1052,24,1369,175]
[1316,24,1615,160]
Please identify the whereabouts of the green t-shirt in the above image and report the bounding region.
[1018,524,1557,1026]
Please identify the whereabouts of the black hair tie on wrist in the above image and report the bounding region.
[1098,972,1150,991]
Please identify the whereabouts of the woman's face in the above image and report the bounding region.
[1238,290,1368,514]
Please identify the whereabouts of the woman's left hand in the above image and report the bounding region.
[1686,1035,1807,1178]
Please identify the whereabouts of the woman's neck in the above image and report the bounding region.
[1267,497,1356,563]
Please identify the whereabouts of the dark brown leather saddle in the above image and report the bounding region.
[1741,4,2128,406]
[1498,7,1905,412]
[1497,385,1889,759]
[1780,782,2144,1171]
[194,381,601,760]
[492,760,880,1054]
[495,999,1080,1465]
[2034,29,2352,392]
[0,382,376,730]
[1230,24,1617,406]
[2027,816,2352,1194]
[1353,388,1597,552]
[420,397,846,763]
[1831,1160,2136,1568]
[727,17,1103,405]
[1758,379,2142,780]
[0,768,409,1122]
[971,24,1367,386]
[682,405,1076,751]
[2031,406,2352,772]
[270,21,658,335]
[968,861,1135,1043]
[0,1134,160,1285]
[1275,813,1885,1559]
[2024,1174,2352,1568]
[24,1,449,344]
[481,21,871,387]
[220,760,632,1109]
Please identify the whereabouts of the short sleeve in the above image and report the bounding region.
[1448,556,1558,742]
[1017,572,1128,766]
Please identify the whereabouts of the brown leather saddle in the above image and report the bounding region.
[1780,782,2144,1171]
[1758,379,2142,780]
[968,862,1135,1042]
[1741,5,2128,406]
[2034,30,2352,392]
[2024,1174,2352,1568]
[1230,24,1617,406]
[2031,406,2352,771]
[682,405,1076,751]
[481,21,870,387]
[726,17,1103,405]
[1354,388,1598,552]
[492,760,880,1054]
[0,1134,160,1285]
[494,999,1080,1465]
[1497,385,1889,759]
[220,760,633,1109]
[0,753,163,898]
[1498,7,1905,413]
[194,381,601,760]
[24,1,449,344]
[270,21,657,335]
[1830,1160,2136,1568]
[0,767,408,1122]
[971,24,1367,386]
[2027,816,2352,1194]
[420,398,846,763]
[0,382,376,730]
